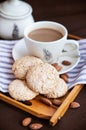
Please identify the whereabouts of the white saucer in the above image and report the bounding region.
[12,38,80,74]
[12,39,29,60]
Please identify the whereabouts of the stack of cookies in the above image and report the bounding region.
[8,56,68,101]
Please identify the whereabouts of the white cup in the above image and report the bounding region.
[24,21,79,63]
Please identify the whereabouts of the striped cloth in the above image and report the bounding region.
[0,40,16,92]
[67,39,86,89]
[0,39,86,93]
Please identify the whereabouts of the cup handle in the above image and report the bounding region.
[60,39,80,58]
[63,39,79,52]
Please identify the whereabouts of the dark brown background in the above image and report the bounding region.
[0,0,86,130]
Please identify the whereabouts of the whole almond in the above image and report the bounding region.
[22,117,32,126]
[62,60,71,66]
[52,99,62,106]
[40,97,52,106]
[29,123,43,130]
[60,73,69,83]
[52,63,62,71]
[70,102,80,109]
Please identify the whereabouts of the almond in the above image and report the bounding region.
[22,117,32,126]
[40,97,52,106]
[62,60,71,66]
[52,99,62,106]
[70,102,80,109]
[60,73,69,83]
[29,123,43,130]
[52,63,62,71]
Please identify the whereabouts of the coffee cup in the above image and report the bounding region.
[24,21,79,63]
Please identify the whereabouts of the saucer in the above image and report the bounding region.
[12,38,80,74]
[12,39,29,60]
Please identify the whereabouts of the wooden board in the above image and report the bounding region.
[0,34,84,126]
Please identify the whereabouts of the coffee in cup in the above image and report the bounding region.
[28,28,63,42]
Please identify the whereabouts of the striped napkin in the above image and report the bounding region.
[67,39,86,89]
[0,39,86,93]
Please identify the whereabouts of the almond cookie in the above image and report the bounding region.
[8,79,38,101]
[45,78,68,98]
[12,56,43,79]
[26,63,59,94]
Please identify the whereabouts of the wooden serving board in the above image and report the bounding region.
[0,34,84,126]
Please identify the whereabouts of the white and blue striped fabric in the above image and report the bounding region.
[0,40,16,92]
[67,39,86,89]
[0,39,86,93]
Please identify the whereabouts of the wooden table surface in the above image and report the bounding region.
[0,0,86,130]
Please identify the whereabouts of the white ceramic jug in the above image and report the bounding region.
[0,0,34,39]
